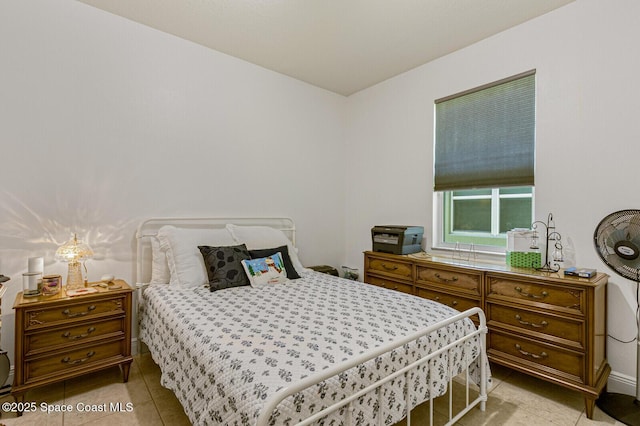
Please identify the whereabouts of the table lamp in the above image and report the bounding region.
[55,234,93,290]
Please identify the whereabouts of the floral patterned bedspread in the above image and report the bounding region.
[139,271,488,425]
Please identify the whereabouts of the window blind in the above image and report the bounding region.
[434,70,535,191]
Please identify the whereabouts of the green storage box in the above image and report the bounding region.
[506,251,541,268]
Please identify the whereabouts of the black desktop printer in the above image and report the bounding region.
[371,225,424,255]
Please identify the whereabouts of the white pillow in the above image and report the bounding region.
[226,224,306,274]
[157,225,237,288]
[150,237,170,284]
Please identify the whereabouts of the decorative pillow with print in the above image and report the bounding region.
[241,252,288,287]
[198,244,251,292]
[248,245,301,279]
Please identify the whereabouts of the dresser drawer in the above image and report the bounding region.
[486,303,584,350]
[366,276,413,294]
[23,296,127,331]
[486,275,584,315]
[416,266,481,296]
[367,257,413,280]
[25,317,126,356]
[416,288,480,312]
[489,331,584,383]
[25,339,126,383]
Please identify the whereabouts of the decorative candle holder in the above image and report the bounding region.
[22,272,42,297]
[531,212,564,272]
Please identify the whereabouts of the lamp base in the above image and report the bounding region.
[66,262,85,290]
[596,392,640,426]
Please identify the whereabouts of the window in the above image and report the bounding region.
[433,71,536,252]
[441,187,534,248]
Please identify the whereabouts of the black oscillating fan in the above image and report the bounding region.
[594,209,640,426]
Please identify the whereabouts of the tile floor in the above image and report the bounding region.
[0,355,625,425]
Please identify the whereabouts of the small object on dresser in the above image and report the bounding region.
[307,265,339,276]
[22,272,42,297]
[101,275,122,289]
[341,266,359,280]
[66,287,98,296]
[506,251,541,268]
[101,274,115,283]
[371,226,424,255]
[564,267,597,278]
[41,274,61,296]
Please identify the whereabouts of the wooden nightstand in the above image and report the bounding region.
[11,280,133,412]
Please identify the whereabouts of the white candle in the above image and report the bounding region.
[28,257,44,274]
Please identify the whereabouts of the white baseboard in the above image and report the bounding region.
[607,370,637,396]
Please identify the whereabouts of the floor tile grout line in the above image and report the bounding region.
[138,355,170,425]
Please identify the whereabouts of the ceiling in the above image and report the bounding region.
[77,0,574,96]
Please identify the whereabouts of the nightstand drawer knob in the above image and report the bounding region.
[61,351,96,365]
[62,305,96,318]
[62,327,96,340]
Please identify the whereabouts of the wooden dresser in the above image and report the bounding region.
[364,251,609,419]
[12,280,133,411]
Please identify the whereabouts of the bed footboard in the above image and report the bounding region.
[257,307,488,426]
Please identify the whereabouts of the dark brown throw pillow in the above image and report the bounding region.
[198,244,251,291]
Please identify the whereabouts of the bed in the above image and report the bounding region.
[135,217,490,425]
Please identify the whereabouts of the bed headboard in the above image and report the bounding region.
[135,217,296,287]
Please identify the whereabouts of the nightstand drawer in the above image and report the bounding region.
[25,317,125,356]
[367,257,413,280]
[489,331,584,383]
[12,280,133,411]
[486,275,584,315]
[22,296,127,331]
[366,276,413,294]
[486,303,584,350]
[25,339,125,383]
[416,266,481,296]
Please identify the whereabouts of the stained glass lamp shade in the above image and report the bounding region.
[55,234,93,290]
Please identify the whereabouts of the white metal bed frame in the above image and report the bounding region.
[135,217,488,426]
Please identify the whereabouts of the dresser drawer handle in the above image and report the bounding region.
[62,305,96,318]
[515,314,548,328]
[515,287,548,299]
[515,344,548,359]
[434,273,458,283]
[433,296,457,307]
[61,351,96,365]
[381,263,398,271]
[62,327,96,340]
[383,284,399,290]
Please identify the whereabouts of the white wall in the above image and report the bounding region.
[0,0,346,374]
[1,0,638,397]
[344,0,640,393]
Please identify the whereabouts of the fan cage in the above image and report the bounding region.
[594,209,640,282]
